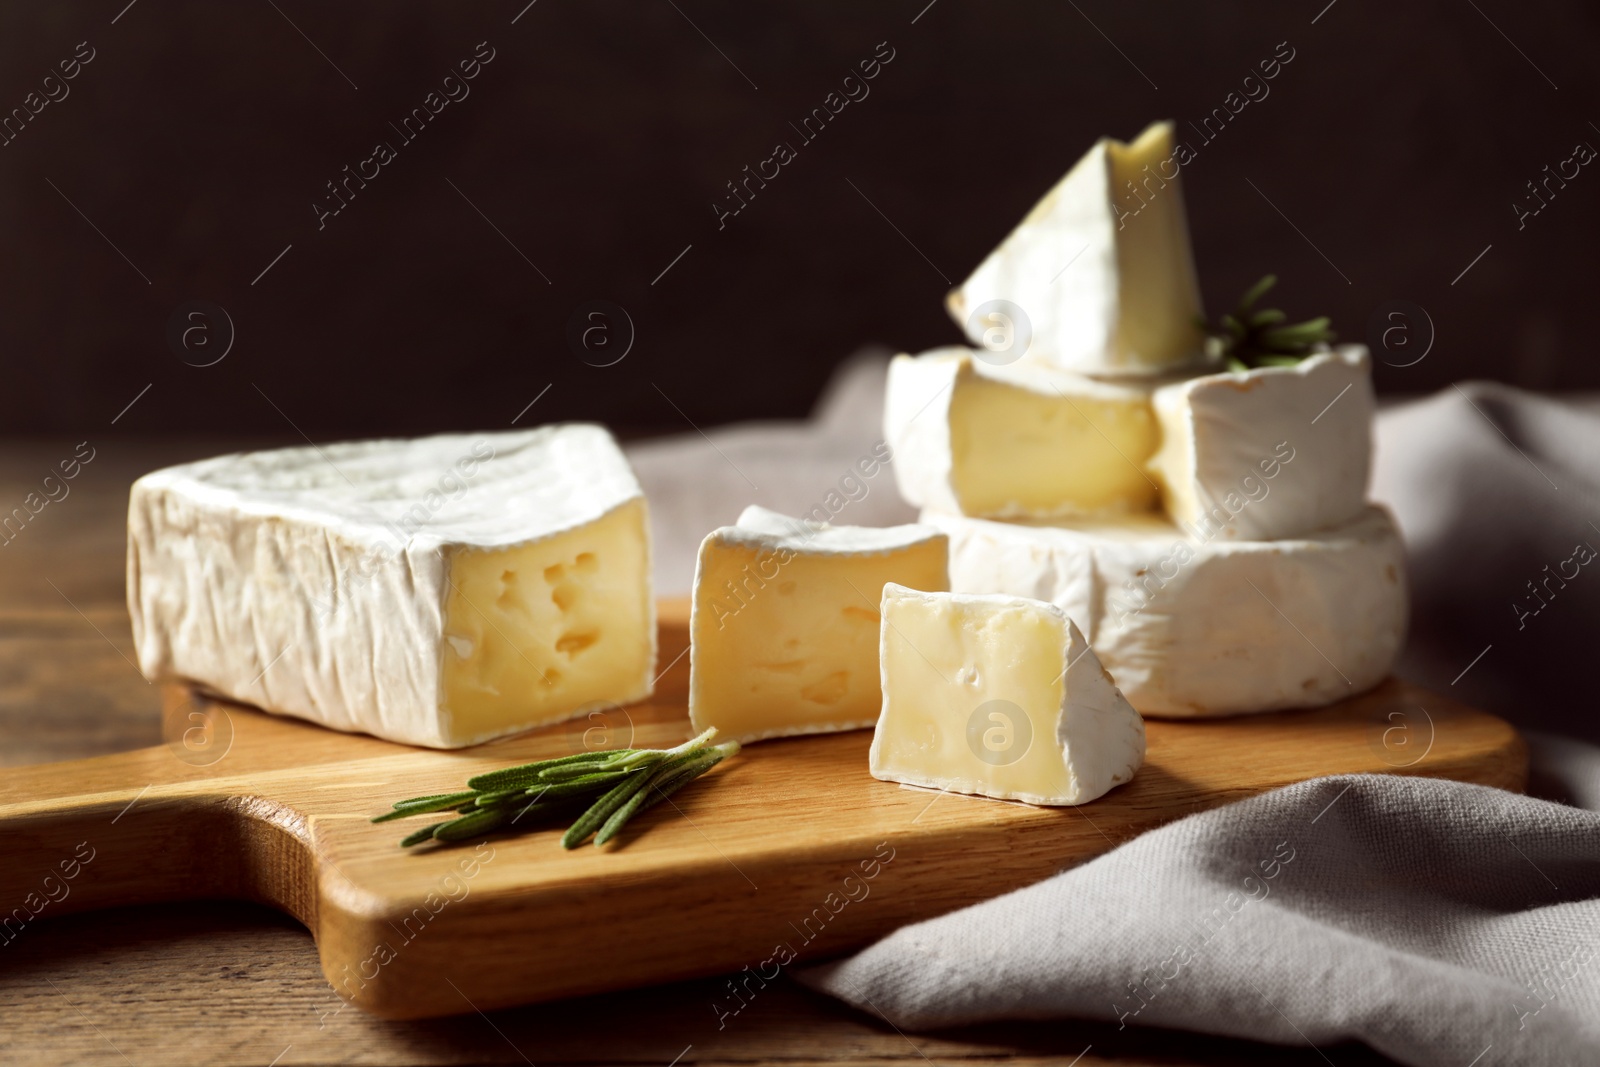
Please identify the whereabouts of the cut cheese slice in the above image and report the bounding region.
[127,425,655,748]
[1149,346,1374,541]
[925,506,1407,717]
[869,584,1144,805]
[884,348,1160,519]
[946,120,1207,377]
[688,506,948,743]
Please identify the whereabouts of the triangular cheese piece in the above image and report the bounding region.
[947,120,1207,377]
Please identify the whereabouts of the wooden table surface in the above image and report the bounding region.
[0,438,1401,1067]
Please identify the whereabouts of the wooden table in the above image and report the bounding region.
[0,439,1399,1067]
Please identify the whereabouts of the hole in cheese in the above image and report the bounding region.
[555,631,599,655]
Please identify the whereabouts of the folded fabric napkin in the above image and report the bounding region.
[802,765,1600,1067]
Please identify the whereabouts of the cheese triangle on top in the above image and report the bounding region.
[947,120,1208,378]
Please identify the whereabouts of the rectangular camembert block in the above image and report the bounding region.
[884,348,1160,519]
[945,120,1207,377]
[1149,346,1374,541]
[689,506,948,743]
[127,425,655,748]
[869,585,1145,805]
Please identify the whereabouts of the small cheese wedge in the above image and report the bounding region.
[1149,346,1375,541]
[688,506,948,743]
[869,584,1145,805]
[925,506,1407,717]
[884,348,1160,519]
[127,425,655,748]
[946,120,1207,377]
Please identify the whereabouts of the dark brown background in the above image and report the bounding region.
[0,0,1594,438]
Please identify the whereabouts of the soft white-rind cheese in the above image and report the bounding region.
[1149,346,1375,541]
[924,506,1407,717]
[883,348,1160,519]
[869,584,1145,805]
[688,506,948,743]
[946,120,1207,377]
[127,425,656,748]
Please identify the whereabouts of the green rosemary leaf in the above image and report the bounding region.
[560,772,658,850]
[432,807,511,842]
[371,791,481,823]
[466,750,619,791]
[401,821,451,847]
[384,728,737,850]
[1239,273,1277,311]
[1262,317,1332,340]
[537,755,640,781]
[472,788,530,809]
[645,741,739,808]
[607,749,670,773]
[1203,275,1332,369]
[594,743,739,847]
[523,769,636,801]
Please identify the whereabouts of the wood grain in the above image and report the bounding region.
[0,598,1524,1021]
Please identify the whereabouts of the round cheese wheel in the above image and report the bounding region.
[921,506,1407,717]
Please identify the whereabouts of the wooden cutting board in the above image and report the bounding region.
[0,599,1525,1020]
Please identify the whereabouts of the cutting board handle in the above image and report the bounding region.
[0,708,317,943]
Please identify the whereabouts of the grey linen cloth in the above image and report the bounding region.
[802,770,1600,1066]
[627,360,1600,1065]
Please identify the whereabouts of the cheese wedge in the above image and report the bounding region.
[946,120,1207,377]
[1149,346,1374,541]
[688,506,948,743]
[925,506,1406,717]
[884,348,1160,519]
[127,425,655,748]
[869,584,1145,805]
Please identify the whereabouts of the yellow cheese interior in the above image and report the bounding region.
[1147,383,1203,528]
[947,373,1159,516]
[872,594,1076,802]
[440,499,653,743]
[690,539,948,741]
[1107,122,1204,369]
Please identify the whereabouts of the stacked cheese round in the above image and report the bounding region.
[885,343,1403,718]
[921,508,1405,717]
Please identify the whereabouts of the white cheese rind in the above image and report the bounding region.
[869,584,1145,805]
[883,348,1161,519]
[1150,346,1375,541]
[687,507,949,744]
[946,120,1207,377]
[923,506,1407,717]
[127,424,656,748]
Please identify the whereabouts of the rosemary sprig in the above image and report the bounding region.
[374,728,740,850]
[1201,274,1336,371]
